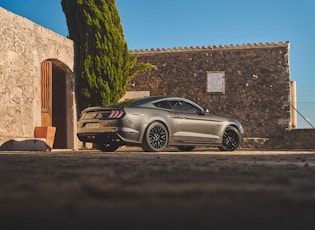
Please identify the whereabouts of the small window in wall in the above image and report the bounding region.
[207,71,225,94]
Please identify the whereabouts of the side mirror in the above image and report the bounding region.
[199,108,209,115]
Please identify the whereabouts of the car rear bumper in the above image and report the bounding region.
[77,126,141,144]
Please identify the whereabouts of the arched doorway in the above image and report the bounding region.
[40,59,75,149]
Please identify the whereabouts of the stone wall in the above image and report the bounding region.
[127,42,315,149]
[0,7,74,146]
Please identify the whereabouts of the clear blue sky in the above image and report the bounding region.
[1,0,315,128]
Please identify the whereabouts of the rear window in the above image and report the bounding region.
[110,98,154,107]
[111,96,170,107]
[110,99,138,107]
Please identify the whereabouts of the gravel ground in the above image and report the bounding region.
[1,147,315,230]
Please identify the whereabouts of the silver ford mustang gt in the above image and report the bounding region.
[77,96,244,152]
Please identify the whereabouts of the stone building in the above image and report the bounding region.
[129,44,315,149]
[0,7,77,150]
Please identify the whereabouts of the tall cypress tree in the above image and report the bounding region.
[61,0,152,111]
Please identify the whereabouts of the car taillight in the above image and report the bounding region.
[108,110,125,119]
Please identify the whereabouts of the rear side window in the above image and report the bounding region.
[169,100,201,113]
[154,100,172,109]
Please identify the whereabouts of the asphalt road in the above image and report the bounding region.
[1,147,315,230]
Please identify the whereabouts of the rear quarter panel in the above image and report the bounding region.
[122,107,176,143]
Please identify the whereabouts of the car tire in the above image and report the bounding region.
[142,121,168,152]
[95,141,120,152]
[177,146,195,151]
[218,126,241,151]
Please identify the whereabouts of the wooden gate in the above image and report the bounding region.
[41,60,52,126]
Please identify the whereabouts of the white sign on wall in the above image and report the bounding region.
[207,71,225,93]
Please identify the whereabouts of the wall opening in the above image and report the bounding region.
[40,59,75,149]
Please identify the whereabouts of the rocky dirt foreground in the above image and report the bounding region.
[1,147,315,230]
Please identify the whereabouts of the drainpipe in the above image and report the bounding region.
[290,81,297,128]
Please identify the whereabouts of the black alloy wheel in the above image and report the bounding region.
[142,122,168,152]
[219,127,241,151]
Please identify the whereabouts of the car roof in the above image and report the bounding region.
[82,96,192,112]
[130,95,171,104]
[126,95,194,106]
